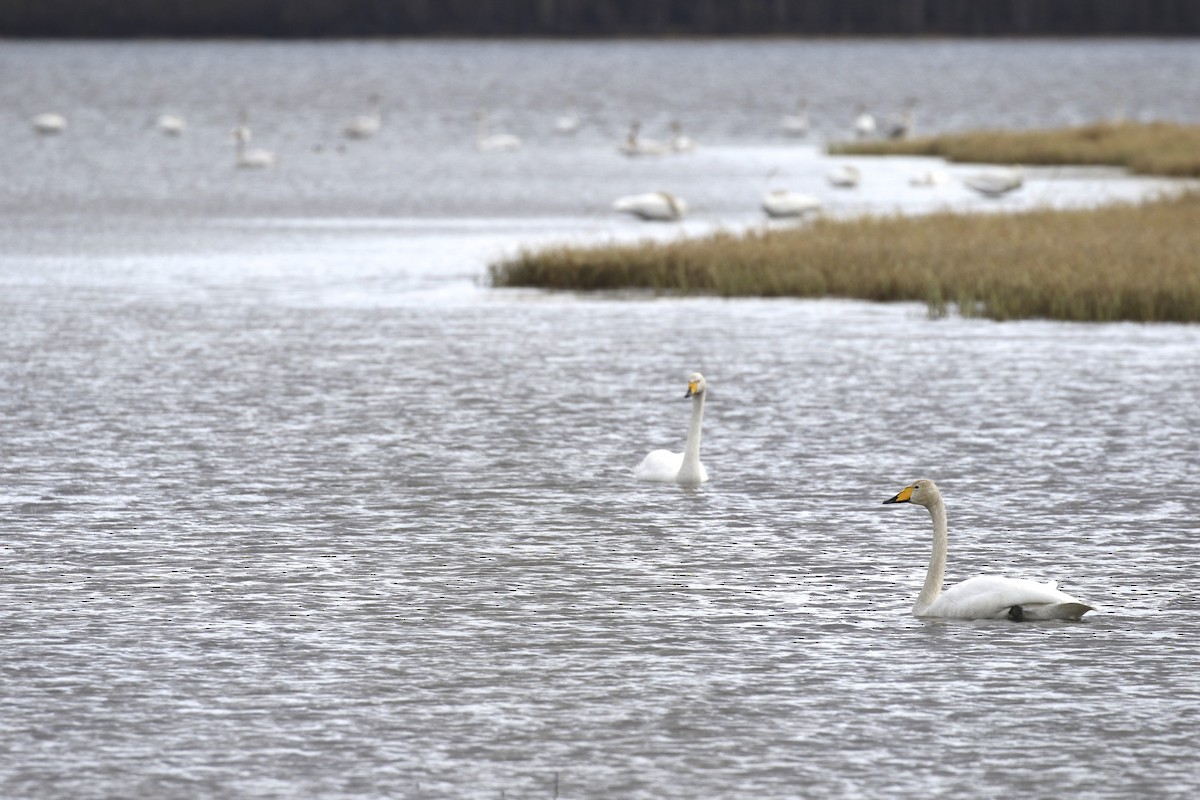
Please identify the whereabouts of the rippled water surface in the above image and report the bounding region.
[3,40,1200,800]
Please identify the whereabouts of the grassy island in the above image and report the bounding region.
[829,121,1200,178]
[490,191,1200,322]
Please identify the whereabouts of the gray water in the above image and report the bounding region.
[2,40,1200,800]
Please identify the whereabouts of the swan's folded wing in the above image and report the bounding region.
[931,576,1091,620]
[635,449,684,482]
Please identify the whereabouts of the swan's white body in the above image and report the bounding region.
[883,103,916,140]
[909,169,950,187]
[669,122,697,153]
[344,95,382,139]
[780,101,809,136]
[635,373,709,485]
[475,111,522,152]
[32,112,67,134]
[619,123,670,157]
[233,127,277,169]
[854,109,876,138]
[613,191,687,221]
[156,113,186,136]
[883,479,1093,621]
[762,189,822,219]
[827,164,861,188]
[554,109,581,134]
[964,165,1024,197]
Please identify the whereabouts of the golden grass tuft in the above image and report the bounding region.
[490,192,1200,322]
[829,121,1200,178]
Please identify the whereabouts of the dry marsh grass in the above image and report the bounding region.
[490,192,1200,322]
[829,121,1200,178]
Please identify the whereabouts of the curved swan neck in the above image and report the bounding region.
[917,495,948,611]
[679,391,706,478]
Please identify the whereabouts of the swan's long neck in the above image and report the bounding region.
[677,391,705,481]
[916,496,948,612]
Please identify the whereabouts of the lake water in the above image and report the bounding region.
[2,39,1199,800]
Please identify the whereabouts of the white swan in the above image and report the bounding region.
[963,165,1024,197]
[669,121,697,153]
[156,113,185,136]
[233,126,277,169]
[474,111,521,152]
[635,373,709,484]
[909,169,950,187]
[613,191,687,221]
[826,164,861,188]
[780,99,809,137]
[554,108,581,135]
[762,189,822,219]
[618,122,670,157]
[31,112,67,135]
[883,479,1094,621]
[344,94,382,139]
[853,106,876,138]
[883,99,917,140]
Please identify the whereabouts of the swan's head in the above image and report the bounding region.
[685,372,706,398]
[883,479,941,508]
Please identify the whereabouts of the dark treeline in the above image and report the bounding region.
[2,0,1198,37]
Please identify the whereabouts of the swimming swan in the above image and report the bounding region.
[618,122,670,157]
[762,189,822,219]
[635,373,709,484]
[826,164,861,188]
[233,126,277,169]
[963,165,1024,197]
[344,94,382,139]
[883,479,1093,621]
[780,99,809,137]
[156,113,186,136]
[474,110,522,152]
[31,112,67,134]
[612,191,687,221]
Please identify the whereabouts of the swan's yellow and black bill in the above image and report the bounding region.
[685,380,701,398]
[883,485,914,505]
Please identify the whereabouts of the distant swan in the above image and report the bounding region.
[554,108,581,135]
[613,191,687,221]
[233,125,277,169]
[827,164,861,188]
[31,112,67,135]
[635,373,709,484]
[883,479,1094,621]
[618,122,670,157]
[669,121,697,153]
[780,99,809,137]
[909,169,950,187]
[964,165,1024,197]
[474,110,521,152]
[762,189,821,219]
[344,94,382,139]
[853,105,876,138]
[156,113,185,136]
[883,99,917,140]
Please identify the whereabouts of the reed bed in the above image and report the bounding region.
[490,192,1200,322]
[829,121,1200,178]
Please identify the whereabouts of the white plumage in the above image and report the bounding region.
[883,479,1093,621]
[635,373,709,485]
[612,191,687,222]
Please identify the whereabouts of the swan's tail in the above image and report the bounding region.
[1015,602,1093,621]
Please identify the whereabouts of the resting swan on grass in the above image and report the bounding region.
[883,479,1093,621]
[634,373,708,484]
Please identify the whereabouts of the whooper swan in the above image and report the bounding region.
[31,112,67,135]
[612,191,687,221]
[474,110,522,152]
[963,165,1024,197]
[826,164,861,188]
[618,122,670,157]
[233,125,277,169]
[634,373,709,485]
[780,99,809,137]
[762,189,822,219]
[344,94,382,139]
[883,479,1093,621]
[156,113,186,136]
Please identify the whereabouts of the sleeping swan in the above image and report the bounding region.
[883,479,1093,621]
[634,373,708,484]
